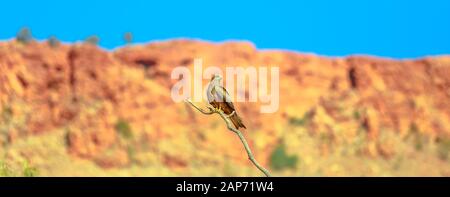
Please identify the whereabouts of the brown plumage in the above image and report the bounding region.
[207,75,246,129]
[210,100,246,129]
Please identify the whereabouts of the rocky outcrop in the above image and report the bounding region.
[1,39,449,168]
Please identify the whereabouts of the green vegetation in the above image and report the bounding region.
[23,162,38,177]
[1,101,31,146]
[0,161,13,176]
[115,119,133,139]
[47,36,60,48]
[0,117,449,176]
[436,137,450,161]
[1,105,13,122]
[0,161,38,177]
[123,32,133,45]
[16,27,33,44]
[288,112,311,126]
[85,35,100,46]
[269,143,298,171]
[406,123,429,152]
[319,132,334,147]
[1,105,13,145]
[352,110,361,120]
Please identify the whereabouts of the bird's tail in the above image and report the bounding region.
[230,113,246,129]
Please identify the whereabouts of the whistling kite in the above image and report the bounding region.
[207,74,246,129]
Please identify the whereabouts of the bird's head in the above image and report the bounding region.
[210,74,223,82]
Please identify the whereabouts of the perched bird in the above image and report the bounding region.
[207,74,246,129]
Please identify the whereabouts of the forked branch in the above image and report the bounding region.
[185,99,271,177]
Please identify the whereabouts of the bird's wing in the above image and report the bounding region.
[213,85,235,110]
[206,81,215,104]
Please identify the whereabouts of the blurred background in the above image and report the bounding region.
[0,0,449,176]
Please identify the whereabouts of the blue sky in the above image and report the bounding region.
[1,0,449,58]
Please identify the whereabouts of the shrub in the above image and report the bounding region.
[0,161,13,176]
[436,137,450,161]
[0,161,38,177]
[289,117,306,126]
[269,143,298,171]
[1,105,13,122]
[288,112,311,126]
[408,123,427,151]
[23,162,38,177]
[123,32,133,45]
[47,36,60,48]
[352,110,361,120]
[115,119,132,139]
[85,35,99,46]
[16,27,33,44]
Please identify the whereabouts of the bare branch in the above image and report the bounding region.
[184,99,214,115]
[184,99,272,177]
